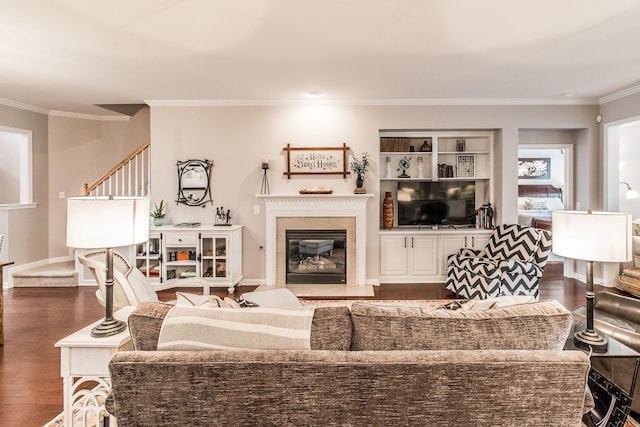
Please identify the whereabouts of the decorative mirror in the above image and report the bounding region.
[176,159,214,206]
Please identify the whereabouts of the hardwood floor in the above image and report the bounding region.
[0,263,628,426]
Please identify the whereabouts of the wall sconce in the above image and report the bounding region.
[620,182,640,200]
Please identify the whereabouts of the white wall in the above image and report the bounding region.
[618,121,640,219]
[0,105,49,267]
[48,108,151,257]
[150,103,598,283]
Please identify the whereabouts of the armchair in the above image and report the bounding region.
[446,224,552,300]
[77,248,160,310]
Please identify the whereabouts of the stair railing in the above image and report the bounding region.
[82,140,151,197]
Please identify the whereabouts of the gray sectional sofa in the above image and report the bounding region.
[106,300,590,426]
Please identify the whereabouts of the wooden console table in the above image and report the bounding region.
[0,261,14,345]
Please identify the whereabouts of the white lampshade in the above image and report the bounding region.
[552,210,632,262]
[621,182,640,200]
[66,196,150,248]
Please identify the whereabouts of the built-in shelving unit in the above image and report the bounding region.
[378,130,495,283]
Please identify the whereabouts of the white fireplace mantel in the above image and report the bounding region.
[257,194,373,286]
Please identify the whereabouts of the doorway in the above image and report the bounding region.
[518,130,575,267]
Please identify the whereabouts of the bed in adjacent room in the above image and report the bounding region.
[517,184,564,230]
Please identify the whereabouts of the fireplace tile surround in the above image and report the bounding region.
[257,194,373,288]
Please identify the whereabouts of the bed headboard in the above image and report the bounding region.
[518,184,563,202]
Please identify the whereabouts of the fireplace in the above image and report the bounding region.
[286,229,347,284]
[259,194,372,286]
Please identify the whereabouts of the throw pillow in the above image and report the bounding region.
[240,288,304,308]
[459,295,537,311]
[223,296,259,308]
[176,292,223,308]
[528,200,548,210]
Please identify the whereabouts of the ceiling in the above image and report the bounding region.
[2,0,640,116]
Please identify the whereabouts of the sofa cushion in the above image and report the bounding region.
[351,300,571,351]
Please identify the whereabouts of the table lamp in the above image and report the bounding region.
[66,196,149,337]
[552,210,632,352]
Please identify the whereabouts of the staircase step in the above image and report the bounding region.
[12,261,78,287]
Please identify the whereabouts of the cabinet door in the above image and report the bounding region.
[201,235,230,281]
[135,234,162,282]
[164,232,199,280]
[408,235,438,276]
[468,234,490,250]
[380,235,408,276]
[439,235,466,275]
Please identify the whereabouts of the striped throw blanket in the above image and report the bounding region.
[157,305,315,351]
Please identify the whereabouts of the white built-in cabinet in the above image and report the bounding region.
[378,130,494,284]
[135,224,243,293]
[379,234,438,278]
[379,230,491,283]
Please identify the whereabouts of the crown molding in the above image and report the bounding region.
[146,98,598,107]
[49,110,130,121]
[0,97,49,115]
[0,97,129,120]
[599,84,640,105]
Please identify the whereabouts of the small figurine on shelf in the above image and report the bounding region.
[215,206,232,226]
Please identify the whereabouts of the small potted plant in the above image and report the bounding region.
[150,200,166,226]
[349,152,371,193]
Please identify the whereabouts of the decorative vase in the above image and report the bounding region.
[383,192,394,229]
[354,173,366,194]
[152,217,164,227]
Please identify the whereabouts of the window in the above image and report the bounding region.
[0,126,33,205]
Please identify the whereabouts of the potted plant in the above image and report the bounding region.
[349,152,370,193]
[150,200,166,226]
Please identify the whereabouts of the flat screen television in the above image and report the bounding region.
[397,181,476,226]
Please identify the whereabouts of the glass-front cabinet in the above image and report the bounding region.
[135,232,162,281]
[141,224,243,294]
[201,236,230,280]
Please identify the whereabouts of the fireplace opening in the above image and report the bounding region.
[285,229,347,284]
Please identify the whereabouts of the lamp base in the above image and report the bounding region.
[91,317,127,338]
[574,329,608,353]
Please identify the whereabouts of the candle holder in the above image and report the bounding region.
[260,161,270,194]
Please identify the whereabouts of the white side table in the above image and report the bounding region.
[55,306,135,427]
